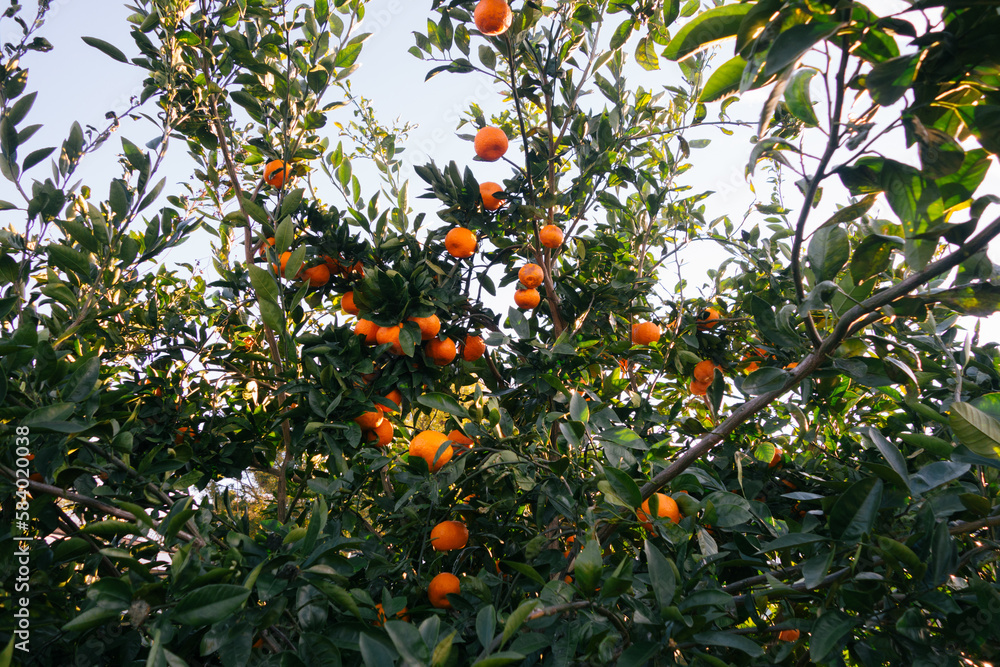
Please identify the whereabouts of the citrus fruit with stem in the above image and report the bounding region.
[430,520,469,551]
[426,337,457,365]
[445,227,477,258]
[354,410,384,430]
[264,159,289,187]
[631,322,661,345]
[366,419,394,448]
[355,319,378,344]
[428,572,460,609]
[342,291,359,315]
[409,430,454,472]
[518,263,544,289]
[407,313,441,340]
[376,324,405,355]
[539,224,563,248]
[636,493,681,530]
[693,360,721,384]
[473,0,512,36]
[697,307,721,330]
[514,288,540,309]
[462,335,486,361]
[301,264,330,288]
[480,181,505,211]
[474,126,508,161]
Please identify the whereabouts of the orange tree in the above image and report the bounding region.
[2,0,1000,665]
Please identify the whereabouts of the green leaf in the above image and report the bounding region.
[416,392,470,419]
[692,632,763,657]
[783,68,819,125]
[359,633,398,667]
[868,428,910,491]
[64,357,101,402]
[502,562,545,586]
[810,610,854,661]
[949,401,1000,459]
[274,214,294,253]
[384,620,430,665]
[476,605,497,654]
[634,35,658,70]
[575,539,603,594]
[828,477,882,542]
[62,607,123,632]
[23,402,75,425]
[662,4,752,61]
[609,19,636,51]
[473,652,527,667]
[866,55,916,106]
[603,467,642,508]
[248,265,280,304]
[764,22,842,76]
[909,461,971,495]
[818,193,878,230]
[172,585,250,626]
[240,195,269,224]
[569,390,589,422]
[850,234,899,282]
[0,635,12,667]
[81,36,129,63]
[643,540,677,611]
[807,225,850,282]
[926,283,1000,317]
[741,367,787,395]
[758,533,826,553]
[501,599,539,648]
[698,55,747,103]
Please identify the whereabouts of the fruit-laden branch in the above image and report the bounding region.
[632,212,1000,507]
[0,466,198,544]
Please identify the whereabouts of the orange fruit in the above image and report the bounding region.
[697,307,721,330]
[258,237,275,257]
[264,159,289,187]
[378,389,402,413]
[447,428,474,454]
[355,319,379,344]
[354,410,384,430]
[430,520,469,551]
[563,534,576,558]
[690,380,710,395]
[474,0,512,36]
[480,181,505,211]
[273,251,293,276]
[785,362,798,370]
[514,288,540,309]
[342,291,360,315]
[366,419,394,448]
[462,335,486,361]
[631,322,661,345]
[768,448,784,468]
[743,347,768,373]
[693,360,721,384]
[426,337,457,365]
[428,572,460,609]
[474,126,508,162]
[374,603,410,625]
[407,314,441,341]
[376,324,405,355]
[636,493,681,530]
[301,264,330,288]
[778,629,800,642]
[175,426,193,445]
[409,430,454,472]
[539,224,563,248]
[445,227,477,258]
[518,263,544,289]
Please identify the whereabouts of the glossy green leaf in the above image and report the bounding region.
[807,225,850,282]
[764,22,842,76]
[828,478,882,541]
[698,55,747,103]
[950,401,1000,459]
[173,585,250,626]
[662,4,751,61]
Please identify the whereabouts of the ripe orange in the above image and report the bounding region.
[474,126,508,162]
[768,448,784,468]
[376,324,405,355]
[697,307,721,330]
[273,251,292,276]
[690,380,710,395]
[462,335,486,361]
[693,360,721,384]
[474,0,512,36]
[366,419,394,448]
[374,603,410,625]
[354,410,384,430]
[342,291,360,315]
[514,288,540,309]
[378,389,402,413]
[631,322,661,345]
[778,629,800,642]
[407,314,441,341]
[636,493,681,530]
[175,426,193,445]
[426,337,457,365]
[518,263,544,289]
[447,428,474,454]
[301,264,330,288]
[539,224,563,248]
[409,430,454,472]
[785,362,798,370]
[428,572,460,609]
[430,520,469,551]
[355,319,379,344]
[264,159,289,187]
[480,181,505,211]
[258,236,275,257]
[743,347,768,374]
[445,227,477,258]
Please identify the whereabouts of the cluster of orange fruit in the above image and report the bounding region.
[347,305,487,365]
[352,388,402,447]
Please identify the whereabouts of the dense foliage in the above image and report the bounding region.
[2,0,1000,665]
